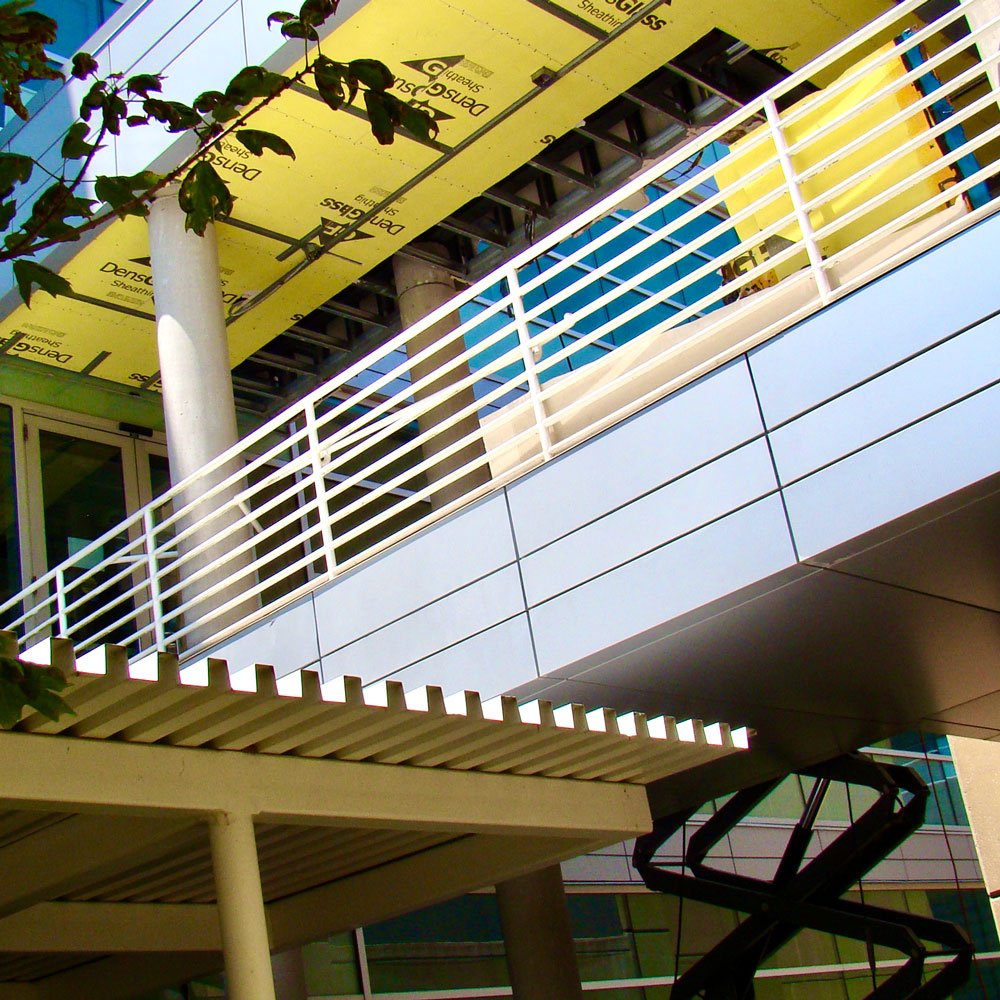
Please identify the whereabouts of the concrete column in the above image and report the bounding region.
[148,191,255,648]
[208,813,276,1000]
[495,865,583,1000]
[947,736,1000,934]
[148,190,239,483]
[392,248,490,510]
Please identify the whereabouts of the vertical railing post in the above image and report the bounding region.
[505,266,554,461]
[143,507,166,650]
[304,402,338,579]
[54,569,69,638]
[763,97,833,306]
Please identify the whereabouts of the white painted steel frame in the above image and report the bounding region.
[3,0,1000,659]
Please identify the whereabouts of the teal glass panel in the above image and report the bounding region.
[31,1,123,58]
[38,430,133,644]
[365,895,510,993]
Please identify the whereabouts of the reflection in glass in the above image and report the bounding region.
[39,430,132,644]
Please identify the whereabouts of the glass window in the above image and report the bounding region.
[38,429,134,643]
[30,1,123,59]
[0,405,21,607]
[302,933,362,996]
[365,894,510,993]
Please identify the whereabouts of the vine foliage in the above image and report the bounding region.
[0,0,436,304]
[0,0,434,726]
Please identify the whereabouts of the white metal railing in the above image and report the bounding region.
[5,0,1000,658]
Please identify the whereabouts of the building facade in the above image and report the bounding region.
[2,0,1000,997]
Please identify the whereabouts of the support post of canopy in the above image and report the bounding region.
[208,812,277,1000]
[496,865,583,1000]
[947,736,1000,936]
[147,190,256,650]
[392,247,490,510]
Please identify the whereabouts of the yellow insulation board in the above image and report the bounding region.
[0,0,892,388]
[715,40,957,282]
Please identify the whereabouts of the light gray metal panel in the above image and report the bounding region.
[506,359,765,556]
[319,563,526,685]
[312,492,516,654]
[520,439,779,606]
[769,312,1000,485]
[784,381,1000,559]
[102,0,234,79]
[560,853,632,883]
[205,593,321,677]
[749,212,1000,428]
[380,615,538,701]
[529,495,797,674]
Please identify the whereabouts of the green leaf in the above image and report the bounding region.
[398,102,439,142]
[94,171,158,218]
[225,66,286,104]
[0,676,23,729]
[12,259,71,307]
[61,122,99,160]
[299,0,338,26]
[194,89,226,113]
[267,10,296,25]
[178,161,235,235]
[0,153,33,198]
[101,92,129,136]
[234,129,295,159]
[0,200,16,230]
[363,89,399,145]
[348,58,394,92]
[78,80,106,122]
[142,98,201,133]
[127,73,162,98]
[279,19,318,40]
[94,174,136,210]
[312,55,346,111]
[71,51,99,80]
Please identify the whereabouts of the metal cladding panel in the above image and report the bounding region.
[519,438,779,607]
[204,594,321,678]
[782,379,1000,559]
[311,491,517,654]
[375,614,538,701]
[767,311,1000,485]
[528,494,797,674]
[318,562,526,685]
[506,358,766,556]
[748,210,1000,428]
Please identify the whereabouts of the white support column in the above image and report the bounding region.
[392,247,490,510]
[947,737,1000,934]
[148,190,239,483]
[496,865,583,1000]
[147,191,256,649]
[208,813,276,1000]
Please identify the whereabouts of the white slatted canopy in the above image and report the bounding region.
[0,634,748,1000]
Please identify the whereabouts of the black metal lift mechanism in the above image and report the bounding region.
[632,753,974,999]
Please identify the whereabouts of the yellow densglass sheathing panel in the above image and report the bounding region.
[715,41,958,281]
[0,0,891,387]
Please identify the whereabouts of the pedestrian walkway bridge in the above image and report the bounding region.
[6,0,1000,800]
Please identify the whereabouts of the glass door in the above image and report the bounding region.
[23,416,168,646]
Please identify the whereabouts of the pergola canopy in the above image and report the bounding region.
[0,633,746,999]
